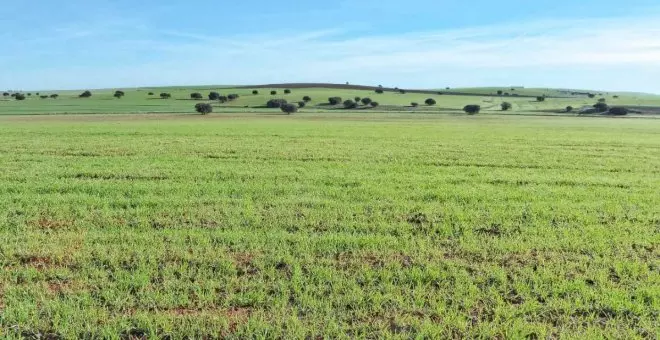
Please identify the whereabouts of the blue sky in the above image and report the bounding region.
[2,0,660,92]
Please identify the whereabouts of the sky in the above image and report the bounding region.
[2,0,660,93]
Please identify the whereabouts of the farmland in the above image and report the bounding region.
[0,110,658,338]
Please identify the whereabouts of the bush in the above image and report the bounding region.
[270,91,277,95]
[613,95,619,99]
[501,102,512,111]
[370,102,379,108]
[343,100,357,109]
[361,97,372,105]
[598,98,606,103]
[302,96,311,102]
[375,89,384,94]
[608,107,628,115]
[114,91,125,99]
[425,98,436,106]
[354,97,361,103]
[15,93,26,100]
[399,89,406,94]
[284,89,291,94]
[252,90,259,95]
[463,105,481,114]
[497,90,503,95]
[228,94,239,101]
[40,95,48,99]
[2,92,8,96]
[281,103,298,115]
[298,101,306,108]
[593,102,609,112]
[504,93,510,96]
[266,99,287,108]
[566,106,574,112]
[79,90,92,98]
[190,93,203,100]
[536,96,545,102]
[148,92,154,95]
[328,97,342,105]
[50,94,59,99]
[208,92,221,100]
[27,93,31,96]
[411,102,419,107]
[218,95,228,103]
[160,93,171,99]
[194,103,213,115]
[588,93,596,98]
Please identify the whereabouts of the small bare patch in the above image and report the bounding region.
[29,217,74,230]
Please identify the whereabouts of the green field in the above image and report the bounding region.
[0,112,658,338]
[2,85,660,116]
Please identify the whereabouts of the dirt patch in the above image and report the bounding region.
[29,217,74,230]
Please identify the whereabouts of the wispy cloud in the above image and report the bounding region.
[3,14,660,92]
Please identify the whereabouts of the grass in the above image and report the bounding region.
[0,113,658,338]
[1,85,659,116]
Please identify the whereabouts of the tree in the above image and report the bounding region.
[148,92,154,96]
[227,94,239,101]
[598,98,606,103]
[218,95,228,103]
[608,107,628,115]
[266,99,287,108]
[399,89,406,94]
[303,96,311,102]
[36,93,40,95]
[588,93,596,98]
[425,98,436,106]
[536,96,545,102]
[195,103,213,115]
[501,102,512,111]
[50,94,59,99]
[2,92,8,97]
[593,102,609,113]
[463,105,481,114]
[281,103,298,115]
[297,101,306,108]
[79,90,92,98]
[370,102,379,108]
[375,89,384,94]
[354,96,361,103]
[270,91,277,95]
[343,100,357,109]
[208,92,221,100]
[40,95,49,99]
[497,90,503,96]
[15,93,26,101]
[361,97,372,105]
[566,106,574,112]
[252,90,259,95]
[284,89,291,94]
[613,95,619,99]
[190,92,203,100]
[328,97,342,105]
[160,93,171,99]
[27,93,32,96]
[114,90,125,99]
[411,102,419,107]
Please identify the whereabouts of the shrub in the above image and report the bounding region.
[50,94,59,99]
[270,91,277,95]
[281,103,298,115]
[27,93,31,96]
[252,90,259,95]
[504,93,510,96]
[228,94,239,101]
[160,93,171,99]
[190,92,203,100]
[608,107,628,115]
[536,96,545,102]
[463,105,481,114]
[194,103,213,115]
[298,101,306,108]
[593,102,609,112]
[361,97,372,105]
[588,93,596,98]
[613,95,619,99]
[328,97,342,105]
[148,92,154,95]
[425,98,436,106]
[302,96,311,102]
[218,95,228,103]
[79,90,92,98]
[354,97,361,103]
[40,95,48,99]
[284,89,291,94]
[343,100,357,109]
[399,89,406,94]
[36,93,40,95]
[375,89,384,94]
[411,102,419,107]
[501,102,512,111]
[15,93,26,100]
[208,92,221,100]
[2,92,8,96]
[266,99,287,108]
[446,87,450,90]
[10,93,16,97]
[370,102,379,108]
[566,106,574,112]
[598,98,606,103]
[114,91,125,98]
[497,90,503,95]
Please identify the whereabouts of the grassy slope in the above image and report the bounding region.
[1,86,659,115]
[0,114,658,338]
